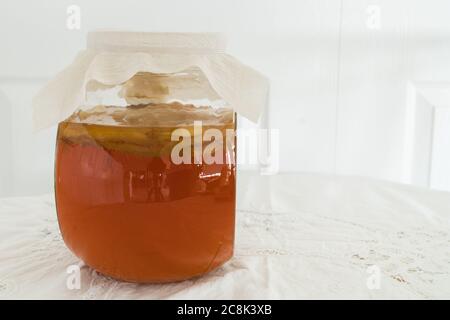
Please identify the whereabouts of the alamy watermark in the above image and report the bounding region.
[366,5,381,30]
[366,265,381,290]
[66,5,81,30]
[170,121,279,175]
[66,264,81,290]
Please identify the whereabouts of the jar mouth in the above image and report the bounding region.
[87,31,227,54]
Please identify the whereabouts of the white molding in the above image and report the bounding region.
[404,81,450,187]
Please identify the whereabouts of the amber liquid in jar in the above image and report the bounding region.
[55,103,236,282]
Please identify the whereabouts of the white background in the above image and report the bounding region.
[1,0,450,197]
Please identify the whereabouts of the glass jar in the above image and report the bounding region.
[34,32,268,283]
[55,67,236,282]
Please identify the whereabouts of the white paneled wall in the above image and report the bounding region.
[431,107,450,191]
[0,90,12,196]
[404,83,450,191]
[336,0,409,182]
[0,82,56,196]
[1,0,450,196]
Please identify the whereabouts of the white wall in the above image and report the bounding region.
[431,107,450,191]
[1,0,450,196]
[0,82,57,196]
[0,90,12,196]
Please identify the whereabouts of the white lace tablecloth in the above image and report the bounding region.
[1,172,450,299]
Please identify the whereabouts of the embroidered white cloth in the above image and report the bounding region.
[1,172,449,299]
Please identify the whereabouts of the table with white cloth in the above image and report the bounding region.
[1,172,449,299]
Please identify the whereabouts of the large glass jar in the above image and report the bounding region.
[55,67,237,282]
[33,32,268,283]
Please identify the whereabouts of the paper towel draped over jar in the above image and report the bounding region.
[32,31,269,129]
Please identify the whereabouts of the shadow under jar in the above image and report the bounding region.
[55,70,237,283]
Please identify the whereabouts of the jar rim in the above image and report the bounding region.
[87,31,227,54]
